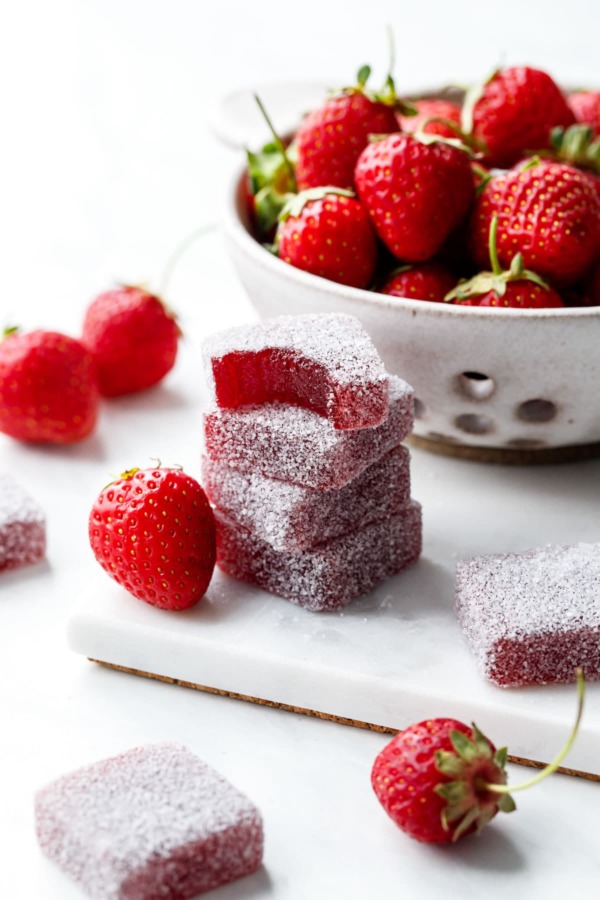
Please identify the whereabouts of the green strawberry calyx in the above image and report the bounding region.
[2,325,20,340]
[460,68,499,137]
[247,95,298,237]
[334,27,416,116]
[545,124,600,174]
[445,215,550,303]
[277,187,355,223]
[436,669,585,842]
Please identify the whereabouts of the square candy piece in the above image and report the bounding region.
[203,313,388,430]
[455,543,600,688]
[0,473,45,572]
[35,742,263,899]
[204,375,414,491]
[202,445,411,553]
[215,501,422,612]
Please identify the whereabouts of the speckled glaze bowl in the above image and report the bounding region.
[221,124,600,465]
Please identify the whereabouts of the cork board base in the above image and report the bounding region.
[91,659,599,783]
[407,435,600,466]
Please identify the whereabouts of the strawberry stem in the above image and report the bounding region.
[488,215,502,276]
[159,224,217,297]
[253,95,297,193]
[482,669,585,795]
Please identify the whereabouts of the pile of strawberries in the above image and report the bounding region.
[248,66,600,309]
[0,285,179,445]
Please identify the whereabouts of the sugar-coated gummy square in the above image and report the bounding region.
[203,445,411,553]
[35,742,264,900]
[203,375,414,490]
[215,501,422,612]
[0,473,45,572]
[455,543,600,687]
[203,313,389,430]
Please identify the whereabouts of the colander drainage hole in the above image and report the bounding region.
[516,399,557,423]
[454,413,494,435]
[457,371,496,401]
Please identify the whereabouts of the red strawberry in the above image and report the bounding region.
[89,466,216,611]
[398,98,461,139]
[276,188,377,289]
[380,261,456,303]
[294,67,402,191]
[449,215,564,308]
[468,160,600,285]
[82,286,180,397]
[583,262,600,306]
[569,91,600,136]
[463,66,575,168]
[355,133,475,262]
[0,328,99,444]
[539,125,600,199]
[372,718,513,843]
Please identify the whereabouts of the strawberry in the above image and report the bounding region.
[380,261,456,303]
[275,188,377,289]
[398,98,461,139]
[448,215,564,308]
[294,66,403,191]
[462,66,575,168]
[0,328,99,444]
[468,160,600,286]
[583,261,600,306]
[568,91,600,136]
[354,133,475,262]
[82,286,180,397]
[372,718,513,843]
[539,125,600,199]
[89,466,216,611]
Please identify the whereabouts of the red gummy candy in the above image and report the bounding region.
[203,445,411,553]
[0,473,45,572]
[215,501,422,612]
[203,313,389,430]
[456,543,600,687]
[35,743,264,899]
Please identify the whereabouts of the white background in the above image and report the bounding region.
[2,2,600,898]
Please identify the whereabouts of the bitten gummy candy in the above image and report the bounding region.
[203,313,389,430]
[35,742,263,899]
[203,375,414,490]
[203,445,411,552]
[215,501,422,612]
[455,543,600,687]
[0,473,45,572]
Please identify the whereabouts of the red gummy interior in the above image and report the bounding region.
[490,627,600,687]
[212,349,331,419]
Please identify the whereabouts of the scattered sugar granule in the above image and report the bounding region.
[204,374,413,491]
[35,742,264,899]
[455,543,600,687]
[202,313,389,430]
[215,501,422,612]
[0,473,45,572]
[203,445,411,552]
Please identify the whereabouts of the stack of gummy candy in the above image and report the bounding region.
[201,313,422,612]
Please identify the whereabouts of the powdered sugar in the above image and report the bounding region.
[203,445,411,552]
[203,375,413,490]
[35,742,263,899]
[455,543,600,687]
[0,473,45,571]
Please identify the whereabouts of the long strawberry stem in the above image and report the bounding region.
[254,95,297,193]
[488,215,502,276]
[159,224,217,297]
[482,669,585,795]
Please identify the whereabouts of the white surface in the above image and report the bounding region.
[3,2,600,898]
[69,449,600,776]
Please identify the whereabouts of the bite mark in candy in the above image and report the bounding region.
[455,543,600,687]
[0,473,45,572]
[203,313,389,430]
[35,742,263,899]
[203,445,411,553]
[215,500,422,612]
[203,375,414,491]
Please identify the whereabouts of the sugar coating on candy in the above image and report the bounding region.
[35,742,263,899]
[455,543,600,687]
[0,473,45,571]
[215,501,422,612]
[203,313,389,430]
[203,445,411,553]
[204,375,414,490]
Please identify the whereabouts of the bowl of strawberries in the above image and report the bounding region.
[222,66,600,462]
